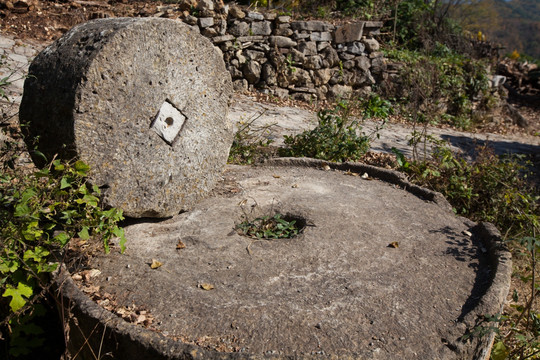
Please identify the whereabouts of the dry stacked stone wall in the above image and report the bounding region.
[176,0,386,101]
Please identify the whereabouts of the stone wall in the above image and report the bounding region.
[171,1,386,101]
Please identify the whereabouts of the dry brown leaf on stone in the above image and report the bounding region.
[388,241,399,248]
[199,283,214,290]
[272,174,281,178]
[150,259,163,269]
[344,170,359,176]
[176,239,186,250]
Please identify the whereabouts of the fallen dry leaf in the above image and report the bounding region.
[199,283,214,290]
[344,170,359,176]
[291,183,298,188]
[176,239,186,249]
[322,165,331,171]
[361,172,370,179]
[272,174,281,178]
[150,259,163,269]
[388,241,399,248]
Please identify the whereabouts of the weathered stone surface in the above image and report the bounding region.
[276,15,290,23]
[250,20,272,36]
[236,35,264,43]
[328,84,353,99]
[264,12,277,21]
[233,78,248,91]
[304,55,323,70]
[212,34,234,43]
[198,17,214,28]
[243,60,261,83]
[347,41,365,55]
[291,20,334,32]
[269,35,296,48]
[310,31,332,42]
[274,27,293,37]
[245,49,265,62]
[363,38,380,52]
[228,5,245,19]
[247,11,264,20]
[313,68,332,86]
[196,0,214,11]
[298,41,317,56]
[334,22,364,44]
[262,63,277,86]
[322,46,339,67]
[20,18,233,218]
[201,27,217,37]
[339,52,355,61]
[228,21,249,37]
[356,55,371,72]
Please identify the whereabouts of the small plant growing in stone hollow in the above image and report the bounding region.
[235,199,306,241]
[236,213,302,239]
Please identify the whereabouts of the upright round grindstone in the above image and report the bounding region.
[19,17,233,218]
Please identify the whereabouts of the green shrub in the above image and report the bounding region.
[394,145,538,238]
[228,114,275,165]
[279,102,371,162]
[383,47,491,129]
[0,156,126,356]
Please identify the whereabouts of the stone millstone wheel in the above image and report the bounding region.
[19,18,233,218]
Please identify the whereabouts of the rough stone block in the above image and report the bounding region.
[347,42,365,55]
[291,21,334,32]
[310,31,332,42]
[247,11,264,20]
[274,27,293,37]
[229,21,249,37]
[334,22,364,44]
[228,5,245,19]
[276,15,291,23]
[363,38,380,52]
[298,41,317,56]
[269,36,296,48]
[251,21,272,36]
[243,60,261,83]
[19,18,233,218]
[198,17,214,28]
[213,34,235,43]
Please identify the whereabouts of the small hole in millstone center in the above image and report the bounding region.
[165,117,174,127]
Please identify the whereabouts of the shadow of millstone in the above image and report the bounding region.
[54,158,511,360]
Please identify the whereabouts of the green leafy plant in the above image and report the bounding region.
[0,155,126,357]
[361,93,394,119]
[383,47,492,130]
[286,53,297,73]
[279,102,372,162]
[1,159,126,311]
[236,213,302,240]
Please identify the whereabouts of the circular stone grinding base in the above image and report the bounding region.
[19,18,233,217]
[61,160,511,359]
